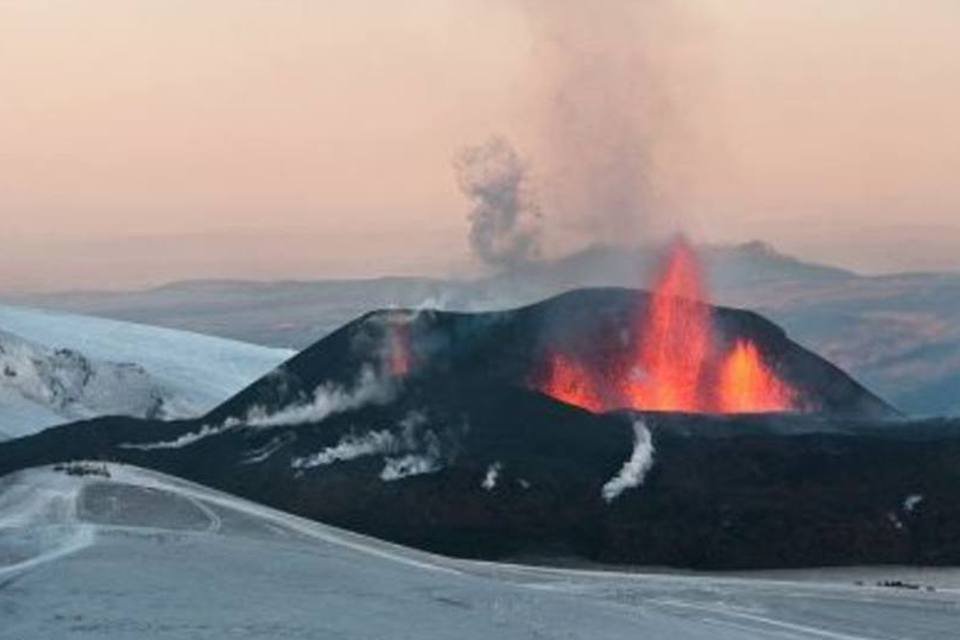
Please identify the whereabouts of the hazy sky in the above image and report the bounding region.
[2,0,959,291]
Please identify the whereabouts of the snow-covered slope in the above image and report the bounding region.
[0,329,168,439]
[1,463,957,639]
[0,305,293,439]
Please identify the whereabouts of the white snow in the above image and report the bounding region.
[602,419,655,503]
[0,304,292,439]
[2,463,958,639]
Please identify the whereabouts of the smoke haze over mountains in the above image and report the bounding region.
[3,0,960,289]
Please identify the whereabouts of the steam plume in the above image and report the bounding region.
[454,136,542,269]
[244,366,395,428]
[290,409,456,482]
[482,461,502,491]
[380,454,442,481]
[602,419,655,503]
[292,430,396,469]
[121,368,395,450]
[121,423,225,451]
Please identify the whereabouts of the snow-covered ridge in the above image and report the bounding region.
[0,304,293,440]
[0,329,169,437]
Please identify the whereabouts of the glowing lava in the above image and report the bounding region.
[388,318,412,377]
[625,237,712,412]
[718,340,795,413]
[543,352,606,413]
[538,237,798,414]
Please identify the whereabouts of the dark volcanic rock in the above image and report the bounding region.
[3,288,946,570]
[3,399,960,569]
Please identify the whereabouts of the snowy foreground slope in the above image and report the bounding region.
[2,464,958,639]
[0,304,292,439]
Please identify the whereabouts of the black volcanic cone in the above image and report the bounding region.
[207,288,896,424]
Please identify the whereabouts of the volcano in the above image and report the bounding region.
[199,283,893,425]
[5,286,953,570]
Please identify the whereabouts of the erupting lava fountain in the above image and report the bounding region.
[540,237,797,414]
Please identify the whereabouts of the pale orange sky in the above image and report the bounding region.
[2,1,959,291]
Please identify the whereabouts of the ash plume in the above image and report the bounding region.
[458,0,687,256]
[527,0,686,245]
[454,136,542,270]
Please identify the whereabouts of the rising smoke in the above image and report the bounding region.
[482,461,502,491]
[290,409,459,482]
[526,0,685,245]
[454,136,542,270]
[244,366,395,428]
[291,429,397,469]
[601,419,655,502]
[120,422,226,451]
[456,1,687,262]
[380,454,443,482]
[121,367,397,451]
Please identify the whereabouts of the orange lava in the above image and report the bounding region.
[538,237,798,414]
[718,340,795,413]
[388,320,412,377]
[625,237,712,411]
[542,352,606,413]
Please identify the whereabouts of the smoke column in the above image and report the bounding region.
[454,136,542,270]
[455,1,695,263]
[602,418,655,503]
[524,0,688,249]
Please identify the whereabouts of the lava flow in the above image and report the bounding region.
[539,237,797,414]
[387,317,412,378]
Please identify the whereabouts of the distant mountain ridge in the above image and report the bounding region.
[0,242,848,347]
